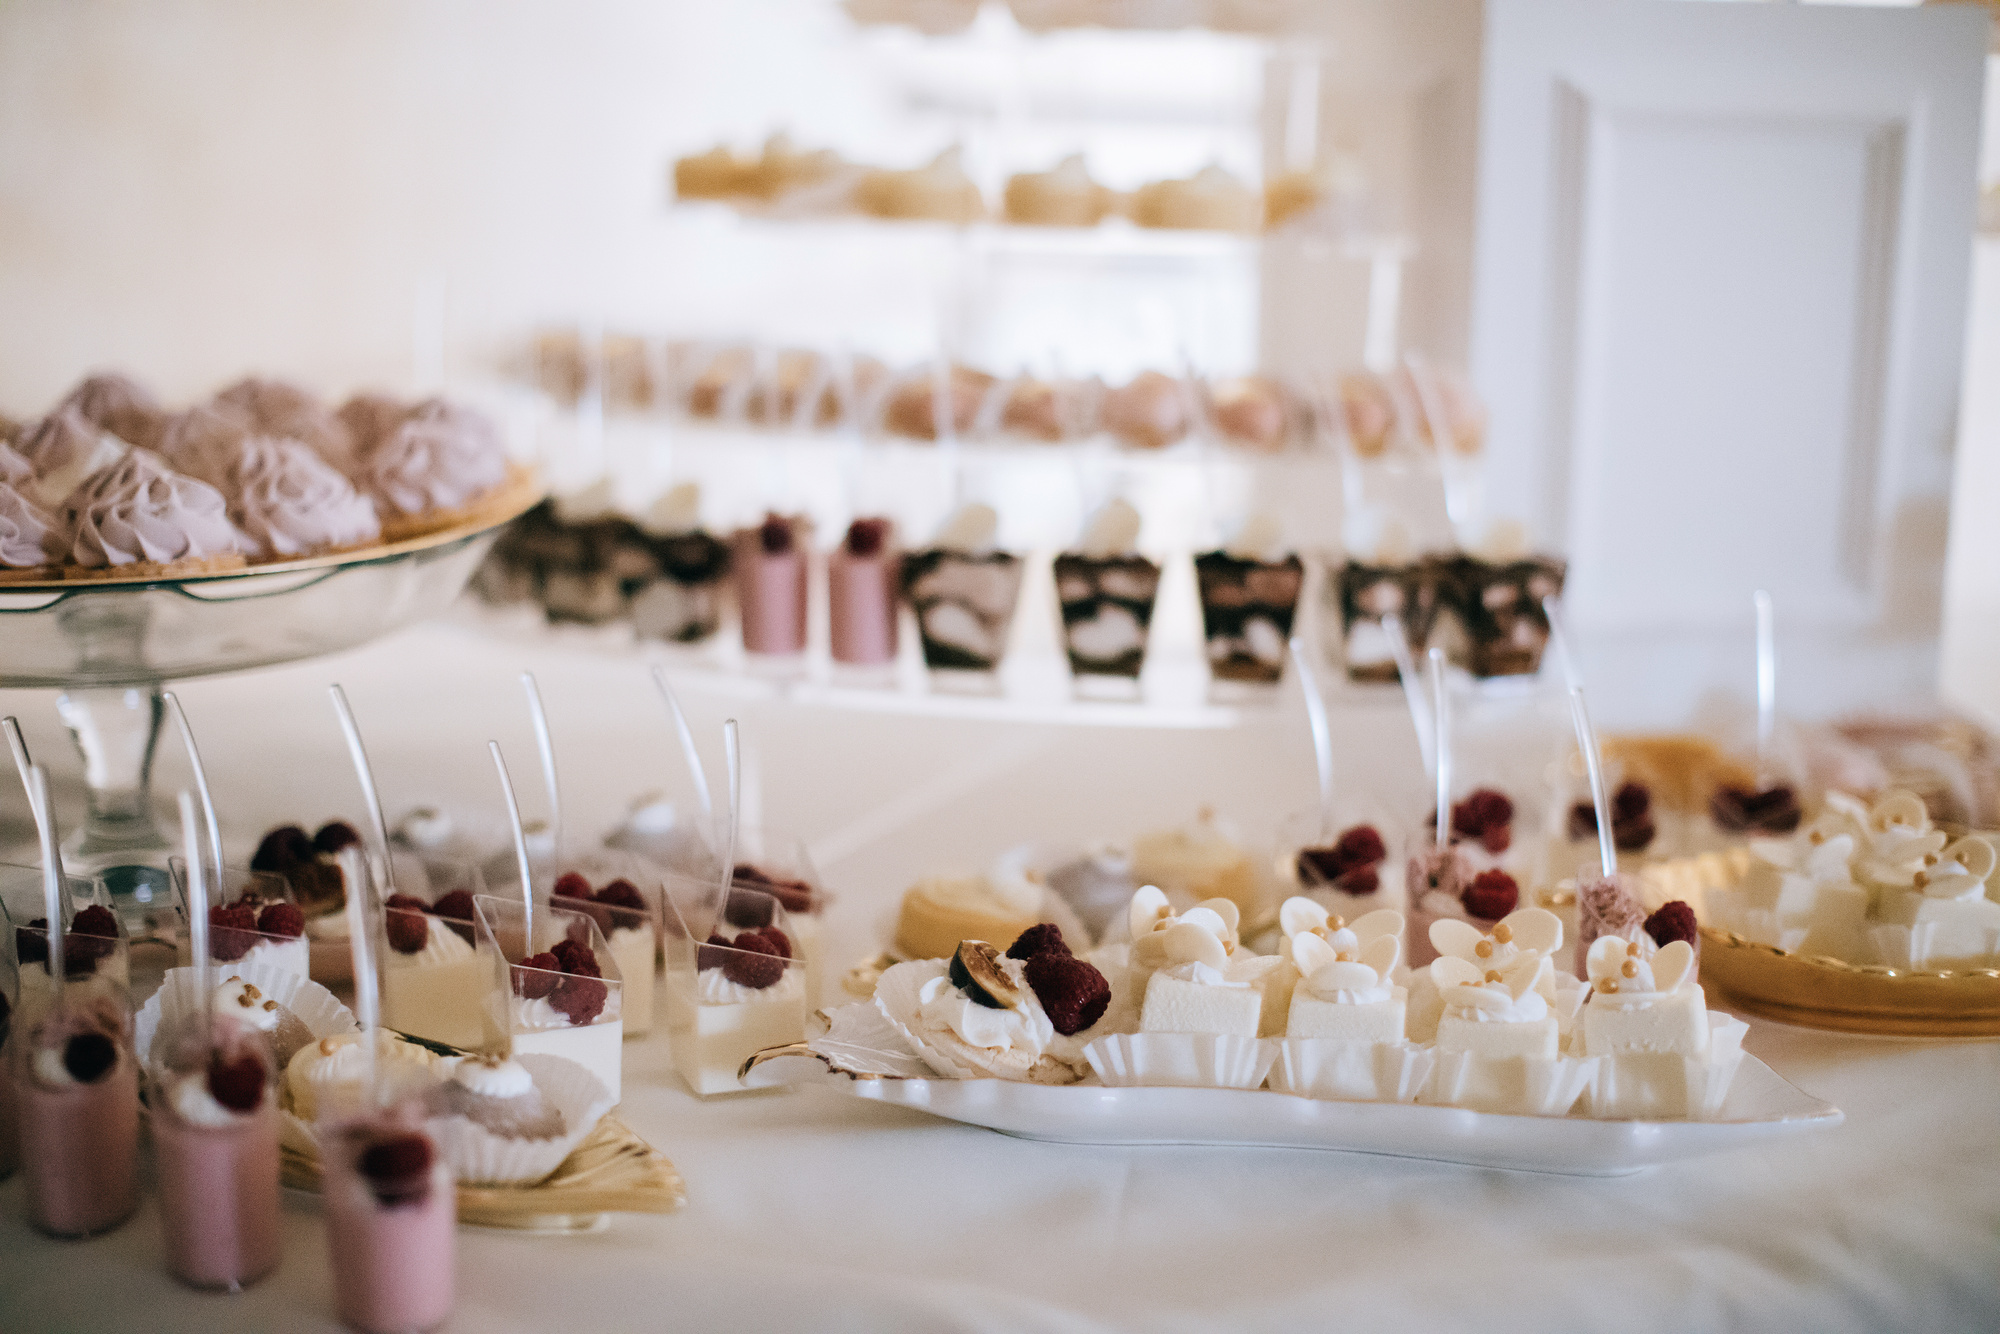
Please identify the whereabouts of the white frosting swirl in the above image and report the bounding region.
[387,917,475,967]
[1158,959,1246,988]
[0,483,61,567]
[224,436,380,556]
[447,1054,534,1098]
[363,403,506,517]
[917,971,1053,1055]
[61,449,244,568]
[170,1069,256,1128]
[697,967,805,1005]
[159,401,254,487]
[213,975,284,1032]
[18,410,131,509]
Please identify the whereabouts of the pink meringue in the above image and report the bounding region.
[222,436,381,557]
[0,482,62,570]
[159,401,255,487]
[16,409,132,508]
[213,377,355,474]
[0,439,33,488]
[61,449,244,569]
[334,393,409,465]
[57,372,167,451]
[364,402,507,518]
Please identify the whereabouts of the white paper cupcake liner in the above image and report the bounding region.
[1582,1013,1749,1120]
[873,959,986,1079]
[136,961,359,1070]
[1270,1039,1435,1103]
[1421,1050,1596,1117]
[1081,1032,1276,1090]
[426,1053,616,1185]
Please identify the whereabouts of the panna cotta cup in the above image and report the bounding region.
[1193,547,1304,690]
[663,881,808,1097]
[323,1105,455,1334]
[6,882,131,1030]
[1272,806,1406,929]
[551,871,659,1039]
[15,994,140,1238]
[719,824,827,1005]
[173,861,310,983]
[473,896,624,1103]
[377,859,488,1051]
[150,1014,282,1291]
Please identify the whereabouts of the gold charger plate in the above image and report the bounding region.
[281,1113,687,1232]
[1697,928,2000,1037]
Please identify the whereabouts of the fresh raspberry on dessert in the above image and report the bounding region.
[251,825,313,872]
[1337,865,1381,895]
[15,921,48,966]
[724,887,775,928]
[551,936,602,979]
[552,973,610,1024]
[552,871,593,902]
[1644,900,1699,948]
[1568,782,1657,852]
[1006,923,1071,961]
[206,1050,267,1112]
[383,900,430,954]
[743,926,792,959]
[312,821,362,855]
[72,904,119,939]
[1461,869,1519,921]
[758,513,793,555]
[721,931,786,989]
[594,879,648,914]
[1448,788,1515,854]
[257,903,305,938]
[209,904,261,962]
[733,863,816,913]
[845,517,890,558]
[697,933,733,971]
[358,1133,435,1205]
[1024,953,1110,1036]
[513,952,560,998]
[1298,824,1388,891]
[1710,785,1802,834]
[62,1032,118,1083]
[429,889,477,922]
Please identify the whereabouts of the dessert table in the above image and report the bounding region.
[1,621,1996,1333]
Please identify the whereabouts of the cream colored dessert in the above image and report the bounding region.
[604,923,656,1039]
[1430,955,1558,1060]
[894,852,1044,961]
[508,996,623,1105]
[1404,907,1569,1044]
[1579,938,1706,1057]
[379,916,487,1051]
[1138,920,1261,1038]
[672,961,806,1097]
[1132,811,1262,921]
[284,1032,438,1123]
[1871,835,2000,967]
[1283,919,1405,1043]
[1127,885,1241,992]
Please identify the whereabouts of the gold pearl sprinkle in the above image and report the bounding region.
[1925,854,1939,866]
[1602,979,1619,994]
[1336,951,1354,963]
[1621,960,1638,978]
[1484,970,1503,984]
[263,1000,278,1012]
[1627,941,1640,957]
[1330,915,1346,930]
[1475,940,1493,958]
[1493,924,1513,944]
[1915,872,1929,888]
[243,984,262,1000]
[1810,831,1825,844]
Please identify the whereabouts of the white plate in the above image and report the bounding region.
[742,1009,1841,1176]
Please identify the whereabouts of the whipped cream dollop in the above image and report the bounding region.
[0,483,62,567]
[698,967,804,1005]
[1076,497,1142,558]
[512,986,620,1030]
[390,918,475,967]
[363,403,506,517]
[18,409,132,509]
[224,436,380,557]
[60,448,244,568]
[170,1069,254,1128]
[447,1053,534,1099]
[917,969,1053,1056]
[396,807,455,851]
[641,481,702,537]
[933,502,999,554]
[1432,954,1549,1023]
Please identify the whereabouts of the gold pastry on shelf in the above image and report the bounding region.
[1003,155,1117,227]
[856,147,985,224]
[1129,164,1261,232]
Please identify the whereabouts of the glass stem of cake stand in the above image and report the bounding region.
[52,683,175,924]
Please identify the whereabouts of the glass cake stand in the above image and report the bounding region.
[0,493,538,922]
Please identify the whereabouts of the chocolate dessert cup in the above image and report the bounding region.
[1053,553,1162,679]
[1447,554,1566,679]
[901,548,1024,675]
[632,527,732,643]
[1194,551,1304,685]
[1329,558,1432,684]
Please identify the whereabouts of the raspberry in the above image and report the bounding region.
[71,905,119,939]
[551,974,610,1025]
[1336,864,1380,896]
[1006,923,1070,962]
[1024,954,1111,1036]
[697,933,733,971]
[66,905,120,969]
[744,926,792,959]
[513,952,561,998]
[552,871,593,902]
[429,889,476,922]
[1447,789,1515,854]
[1613,782,1652,823]
[209,904,260,962]
[734,863,815,913]
[384,901,429,954]
[251,825,313,872]
[595,879,648,915]
[206,1050,267,1112]
[758,514,793,555]
[845,518,890,558]
[721,932,785,989]
[1298,824,1387,889]
[358,1133,434,1205]
[257,903,305,938]
[550,937,601,979]
[1710,785,1802,834]
[1461,869,1519,921]
[1645,900,1700,949]
[313,821,361,855]
[724,889,774,929]
[1569,782,1657,853]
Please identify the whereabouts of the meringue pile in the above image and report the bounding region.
[1707,789,2000,969]
[1,371,509,578]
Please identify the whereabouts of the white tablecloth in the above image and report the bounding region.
[2,623,1996,1333]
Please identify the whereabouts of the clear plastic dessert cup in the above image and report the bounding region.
[631,529,732,644]
[1193,551,1304,689]
[828,520,901,677]
[1325,557,1429,684]
[1052,552,1163,684]
[551,872,659,1039]
[15,993,140,1238]
[0,897,16,1182]
[900,548,1025,682]
[323,1105,455,1334]
[719,824,827,1005]
[377,859,487,1051]
[150,1014,282,1291]
[172,861,310,983]
[473,896,624,1102]
[733,519,810,660]
[6,875,131,1030]
[663,880,808,1097]
[1273,807,1405,927]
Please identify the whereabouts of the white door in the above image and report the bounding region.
[1470,0,1987,726]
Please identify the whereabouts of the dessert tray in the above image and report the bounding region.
[1697,927,2000,1037]
[740,1006,1842,1178]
